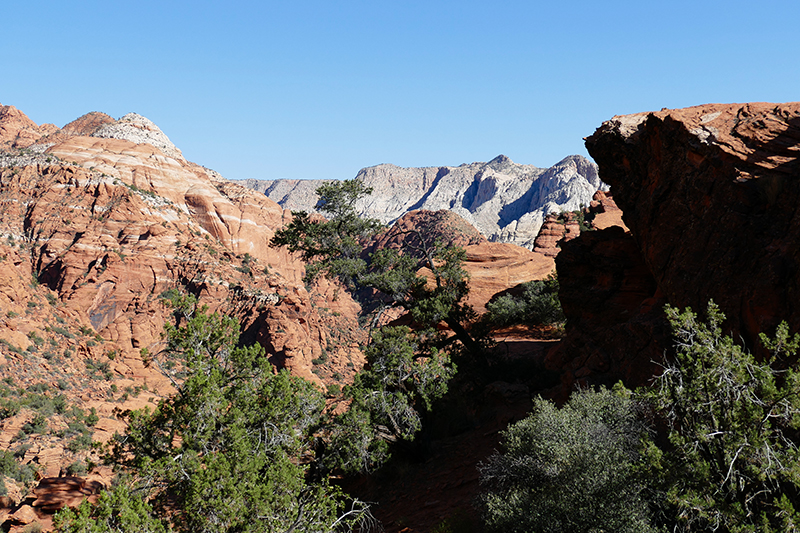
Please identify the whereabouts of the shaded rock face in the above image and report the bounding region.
[546,227,666,393]
[243,154,606,249]
[554,102,800,390]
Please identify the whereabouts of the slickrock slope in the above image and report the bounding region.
[243,154,606,248]
[550,102,800,391]
[0,106,368,511]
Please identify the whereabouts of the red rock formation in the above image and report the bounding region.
[0,105,58,149]
[532,213,580,257]
[369,210,555,314]
[553,102,800,390]
[31,476,103,512]
[545,227,666,394]
[588,190,627,231]
[0,106,368,479]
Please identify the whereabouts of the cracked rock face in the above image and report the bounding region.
[243,154,607,249]
[551,102,800,392]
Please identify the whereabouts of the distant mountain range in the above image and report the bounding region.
[240,154,606,249]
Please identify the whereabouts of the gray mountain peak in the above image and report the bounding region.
[241,155,606,249]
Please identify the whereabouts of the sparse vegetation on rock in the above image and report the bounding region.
[93,296,376,532]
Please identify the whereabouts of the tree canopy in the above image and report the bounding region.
[60,297,377,533]
[270,179,480,472]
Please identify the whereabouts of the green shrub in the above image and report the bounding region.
[51,326,75,339]
[27,332,44,346]
[0,399,20,419]
[66,460,87,476]
[0,450,18,477]
[67,433,93,452]
[22,414,48,435]
[485,273,565,327]
[54,482,170,533]
[644,302,800,532]
[15,463,37,483]
[479,386,657,533]
[85,407,99,426]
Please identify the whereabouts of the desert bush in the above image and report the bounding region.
[54,481,170,533]
[485,273,564,327]
[644,302,800,532]
[479,385,657,533]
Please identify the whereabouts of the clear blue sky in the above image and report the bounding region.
[3,1,798,180]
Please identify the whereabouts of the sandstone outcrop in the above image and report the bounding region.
[0,106,368,486]
[368,210,556,314]
[0,104,58,150]
[551,102,800,390]
[244,154,606,249]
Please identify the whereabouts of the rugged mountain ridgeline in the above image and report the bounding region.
[243,153,606,248]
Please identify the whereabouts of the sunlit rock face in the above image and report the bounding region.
[243,154,606,249]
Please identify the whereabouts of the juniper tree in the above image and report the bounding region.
[271,179,481,472]
[77,298,377,533]
[646,302,800,532]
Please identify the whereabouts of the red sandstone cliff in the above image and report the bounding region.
[550,102,800,391]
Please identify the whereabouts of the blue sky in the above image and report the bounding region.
[3,1,798,180]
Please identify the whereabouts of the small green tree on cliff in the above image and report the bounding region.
[271,179,481,472]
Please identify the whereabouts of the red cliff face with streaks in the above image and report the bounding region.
[550,102,800,391]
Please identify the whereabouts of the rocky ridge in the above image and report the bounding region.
[550,102,800,391]
[242,154,606,249]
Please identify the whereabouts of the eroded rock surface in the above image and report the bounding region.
[553,102,800,390]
